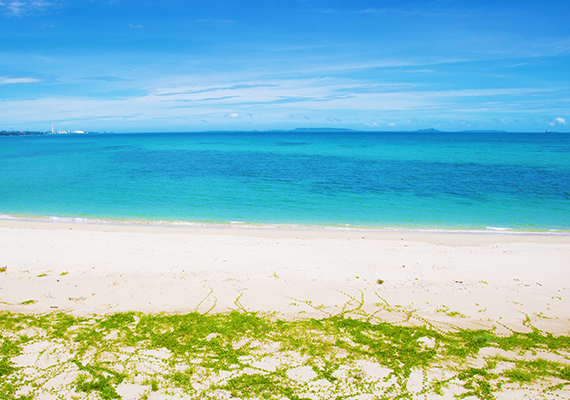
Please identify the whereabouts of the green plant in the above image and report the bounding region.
[0,303,568,400]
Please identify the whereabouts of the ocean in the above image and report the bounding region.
[1,131,569,232]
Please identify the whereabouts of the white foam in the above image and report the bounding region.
[0,214,568,236]
[485,226,510,231]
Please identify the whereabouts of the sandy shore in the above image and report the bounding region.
[1,219,569,334]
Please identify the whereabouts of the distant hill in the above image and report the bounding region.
[459,129,508,133]
[414,128,509,133]
[415,128,441,133]
[293,128,356,132]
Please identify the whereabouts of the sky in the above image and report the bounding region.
[0,0,569,133]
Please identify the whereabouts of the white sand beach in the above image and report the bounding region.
[1,219,569,334]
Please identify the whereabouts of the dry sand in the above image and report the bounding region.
[1,218,569,334]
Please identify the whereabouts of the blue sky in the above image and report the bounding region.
[1,0,569,132]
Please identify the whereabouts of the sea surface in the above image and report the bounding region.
[1,131,569,232]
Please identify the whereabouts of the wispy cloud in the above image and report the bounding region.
[155,84,277,97]
[0,76,41,85]
[0,72,567,131]
[359,7,466,18]
[195,19,235,25]
[364,122,381,128]
[322,3,473,18]
[0,0,58,17]
[525,38,570,57]
[174,96,239,102]
[492,117,508,125]
[333,84,415,94]
[128,23,143,29]
[82,76,129,82]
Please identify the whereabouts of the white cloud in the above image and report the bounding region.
[0,0,57,17]
[0,76,41,85]
[195,19,235,25]
[492,117,508,125]
[548,117,567,126]
[0,68,565,131]
[128,23,143,29]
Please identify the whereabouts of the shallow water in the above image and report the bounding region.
[1,131,569,231]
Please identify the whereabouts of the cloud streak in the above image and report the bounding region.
[82,76,129,82]
[0,76,41,85]
[2,74,567,130]
[0,0,58,17]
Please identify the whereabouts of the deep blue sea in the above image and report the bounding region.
[1,131,569,231]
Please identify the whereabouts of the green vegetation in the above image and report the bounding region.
[436,305,468,319]
[0,310,568,399]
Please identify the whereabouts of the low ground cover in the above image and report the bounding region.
[1,310,569,399]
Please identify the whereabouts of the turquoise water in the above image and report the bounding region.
[1,131,569,231]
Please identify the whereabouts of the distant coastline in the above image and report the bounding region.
[2,128,567,136]
[0,130,94,136]
[0,130,48,136]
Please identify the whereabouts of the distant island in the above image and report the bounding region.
[415,128,508,133]
[415,128,441,133]
[293,128,356,132]
[0,130,93,136]
[294,128,511,134]
[459,129,508,133]
[4,128,562,136]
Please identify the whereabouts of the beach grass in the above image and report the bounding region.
[1,310,569,400]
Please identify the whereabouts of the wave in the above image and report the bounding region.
[1,214,568,236]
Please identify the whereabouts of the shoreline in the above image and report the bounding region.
[1,218,569,335]
[2,213,569,237]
